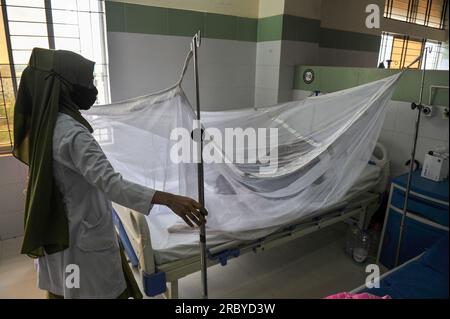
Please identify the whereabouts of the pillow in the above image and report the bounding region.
[420,234,449,277]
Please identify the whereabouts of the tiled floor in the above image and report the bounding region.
[0,236,45,299]
[0,223,376,299]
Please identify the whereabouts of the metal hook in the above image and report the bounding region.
[195,30,201,47]
[190,31,201,52]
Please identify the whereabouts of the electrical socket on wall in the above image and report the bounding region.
[422,105,434,117]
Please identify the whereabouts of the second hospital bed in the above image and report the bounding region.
[112,144,390,298]
[350,234,449,299]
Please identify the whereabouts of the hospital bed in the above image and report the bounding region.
[112,144,390,299]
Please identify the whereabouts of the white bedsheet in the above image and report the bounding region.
[147,164,382,265]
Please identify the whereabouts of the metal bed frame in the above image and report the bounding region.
[113,190,382,299]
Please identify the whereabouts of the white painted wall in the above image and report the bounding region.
[318,48,378,68]
[0,156,27,240]
[284,0,321,20]
[258,0,285,18]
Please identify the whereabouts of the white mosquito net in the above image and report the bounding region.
[84,72,401,236]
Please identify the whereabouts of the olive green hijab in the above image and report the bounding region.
[13,48,94,257]
[13,48,143,299]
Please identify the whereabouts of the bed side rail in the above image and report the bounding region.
[112,204,168,296]
[112,208,139,267]
[159,192,380,278]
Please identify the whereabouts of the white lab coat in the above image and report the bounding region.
[37,113,155,298]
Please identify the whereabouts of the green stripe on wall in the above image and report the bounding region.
[126,3,168,35]
[105,1,381,53]
[319,28,380,52]
[168,9,204,37]
[204,12,238,41]
[256,15,283,42]
[105,1,125,32]
[237,17,258,42]
[282,15,320,43]
[294,66,449,106]
[105,1,257,42]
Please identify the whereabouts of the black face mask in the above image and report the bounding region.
[71,84,98,110]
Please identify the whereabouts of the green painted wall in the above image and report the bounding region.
[106,1,380,52]
[294,66,449,106]
[282,15,320,43]
[106,1,258,41]
[256,15,283,42]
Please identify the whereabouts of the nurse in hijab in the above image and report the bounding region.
[13,48,206,299]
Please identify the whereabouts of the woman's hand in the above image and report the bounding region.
[152,191,207,227]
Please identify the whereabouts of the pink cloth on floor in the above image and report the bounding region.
[325,292,392,299]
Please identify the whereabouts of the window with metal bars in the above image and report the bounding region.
[378,32,449,70]
[384,0,449,29]
[0,0,110,154]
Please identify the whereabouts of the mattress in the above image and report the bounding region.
[146,164,382,265]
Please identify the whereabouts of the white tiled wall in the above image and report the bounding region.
[254,41,282,107]
[107,33,256,111]
[380,101,449,177]
[0,156,27,240]
[254,40,320,106]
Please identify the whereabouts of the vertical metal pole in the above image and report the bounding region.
[192,31,208,298]
[394,47,430,267]
[1,1,18,96]
[44,0,55,49]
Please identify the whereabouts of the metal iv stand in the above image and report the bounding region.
[191,31,209,298]
[394,47,432,267]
